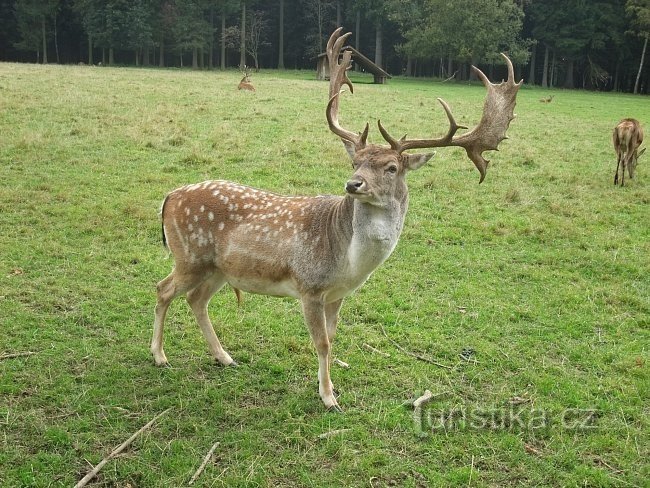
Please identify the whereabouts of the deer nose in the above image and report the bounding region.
[345,178,365,194]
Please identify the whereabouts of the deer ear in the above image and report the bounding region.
[403,152,435,171]
[342,139,356,159]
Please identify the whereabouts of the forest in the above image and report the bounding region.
[1,0,649,93]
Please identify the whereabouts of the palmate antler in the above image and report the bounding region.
[326,28,523,182]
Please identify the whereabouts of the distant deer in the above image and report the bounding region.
[613,118,645,186]
[237,66,255,92]
[539,95,554,103]
[151,28,521,412]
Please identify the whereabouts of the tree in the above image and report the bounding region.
[278,0,285,68]
[247,9,270,70]
[14,0,60,63]
[627,0,650,93]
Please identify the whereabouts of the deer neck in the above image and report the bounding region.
[334,193,408,284]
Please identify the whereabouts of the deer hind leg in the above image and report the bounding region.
[186,273,236,366]
[151,267,211,366]
[325,299,344,345]
[615,153,623,185]
[302,295,341,412]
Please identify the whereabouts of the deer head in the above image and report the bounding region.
[326,27,522,184]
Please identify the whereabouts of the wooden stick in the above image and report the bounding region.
[0,351,37,361]
[467,454,475,487]
[317,428,350,440]
[412,390,434,409]
[379,324,451,369]
[188,442,220,485]
[333,358,349,368]
[362,343,390,357]
[74,408,172,488]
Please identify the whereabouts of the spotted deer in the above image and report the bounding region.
[237,66,255,92]
[151,28,521,411]
[613,118,645,186]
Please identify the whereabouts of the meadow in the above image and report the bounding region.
[0,61,648,487]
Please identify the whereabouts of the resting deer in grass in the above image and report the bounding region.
[151,28,521,411]
[539,95,554,103]
[613,118,645,186]
[237,66,255,92]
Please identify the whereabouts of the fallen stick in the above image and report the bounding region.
[403,389,450,408]
[188,441,220,485]
[317,428,350,440]
[362,343,390,357]
[333,358,349,368]
[74,408,172,488]
[380,324,451,369]
[0,351,37,361]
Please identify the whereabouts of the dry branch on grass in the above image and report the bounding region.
[188,442,220,485]
[362,343,390,357]
[0,351,37,361]
[380,324,451,369]
[74,408,172,488]
[316,428,350,440]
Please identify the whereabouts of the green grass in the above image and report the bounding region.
[0,63,648,487]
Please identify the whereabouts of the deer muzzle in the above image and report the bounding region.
[345,177,366,194]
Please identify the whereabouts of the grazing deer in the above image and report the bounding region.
[237,66,255,92]
[151,28,521,411]
[539,95,554,103]
[613,118,645,186]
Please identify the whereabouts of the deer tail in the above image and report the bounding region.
[160,194,171,249]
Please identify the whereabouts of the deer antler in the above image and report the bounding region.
[378,55,522,182]
[326,27,369,149]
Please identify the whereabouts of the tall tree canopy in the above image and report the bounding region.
[1,0,648,93]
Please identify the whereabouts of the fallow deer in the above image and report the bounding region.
[151,28,521,411]
[613,118,645,186]
[237,66,255,92]
[539,95,554,103]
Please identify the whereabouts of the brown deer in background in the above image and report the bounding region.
[151,28,521,411]
[539,95,554,103]
[613,118,645,186]
[237,66,255,92]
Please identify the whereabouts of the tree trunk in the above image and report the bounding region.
[239,3,246,69]
[541,45,549,88]
[53,11,59,63]
[87,33,93,64]
[469,56,479,81]
[220,12,226,69]
[209,8,214,69]
[159,35,165,67]
[143,47,150,66]
[109,47,114,65]
[374,22,382,68]
[528,44,536,85]
[634,34,648,95]
[355,11,360,45]
[278,0,284,69]
[550,50,556,88]
[336,1,342,27]
[406,56,412,77]
[564,59,574,88]
[192,47,198,69]
[41,16,47,64]
[135,49,139,66]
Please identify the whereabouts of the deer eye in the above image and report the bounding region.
[386,165,398,174]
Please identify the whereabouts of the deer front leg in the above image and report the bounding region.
[325,299,344,345]
[302,295,341,412]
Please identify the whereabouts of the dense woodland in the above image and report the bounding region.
[1,0,649,93]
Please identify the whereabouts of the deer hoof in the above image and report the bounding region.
[327,404,344,414]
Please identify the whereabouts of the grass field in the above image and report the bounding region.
[0,62,648,487]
